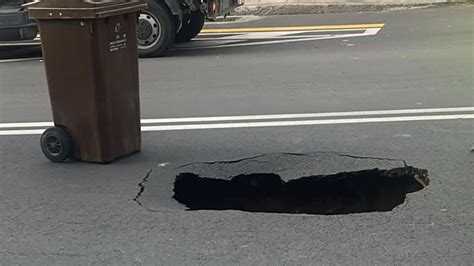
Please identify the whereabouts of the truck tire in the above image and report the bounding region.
[175,11,205,43]
[137,2,175,57]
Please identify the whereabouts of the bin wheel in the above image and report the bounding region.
[137,2,175,57]
[175,11,205,43]
[40,127,73,162]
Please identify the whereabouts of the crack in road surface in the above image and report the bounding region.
[279,152,408,166]
[176,154,267,169]
[176,152,408,169]
[133,168,153,207]
[173,167,429,215]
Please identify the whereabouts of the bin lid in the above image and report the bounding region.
[26,0,147,19]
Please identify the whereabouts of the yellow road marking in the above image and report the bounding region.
[201,23,385,33]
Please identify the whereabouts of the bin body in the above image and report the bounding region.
[28,1,147,163]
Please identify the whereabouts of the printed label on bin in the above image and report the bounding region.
[109,37,128,52]
[109,22,128,52]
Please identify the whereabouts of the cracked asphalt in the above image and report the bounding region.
[1,5,473,265]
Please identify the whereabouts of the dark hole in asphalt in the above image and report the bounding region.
[173,166,429,215]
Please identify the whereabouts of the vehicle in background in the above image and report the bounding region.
[137,0,242,57]
[0,0,242,57]
[0,0,38,41]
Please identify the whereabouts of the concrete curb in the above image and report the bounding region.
[233,2,472,15]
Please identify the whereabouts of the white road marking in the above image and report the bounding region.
[173,28,382,50]
[0,109,472,136]
[0,122,54,128]
[140,114,474,131]
[200,28,368,35]
[0,129,45,136]
[197,34,334,40]
[0,42,39,47]
[197,27,369,38]
[139,107,474,124]
[172,39,238,49]
[1,107,473,129]
[0,57,42,63]
[216,30,309,40]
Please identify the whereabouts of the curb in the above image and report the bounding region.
[232,2,472,15]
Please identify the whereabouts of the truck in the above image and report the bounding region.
[0,0,38,41]
[0,0,242,57]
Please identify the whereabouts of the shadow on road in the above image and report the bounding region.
[0,46,42,61]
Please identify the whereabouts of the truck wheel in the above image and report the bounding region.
[137,2,175,57]
[175,11,205,43]
[40,127,73,163]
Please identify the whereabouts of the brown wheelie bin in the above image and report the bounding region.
[27,0,147,163]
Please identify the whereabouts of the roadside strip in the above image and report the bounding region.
[0,107,473,136]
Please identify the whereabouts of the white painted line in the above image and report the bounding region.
[141,114,474,131]
[0,42,40,47]
[0,57,42,63]
[0,129,45,136]
[218,30,307,40]
[172,39,239,49]
[139,107,474,124]
[173,28,382,51]
[0,114,472,136]
[0,107,473,129]
[0,122,54,128]
[195,34,334,41]
[197,27,369,37]
[201,24,385,33]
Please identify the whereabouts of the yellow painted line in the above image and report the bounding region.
[201,23,385,33]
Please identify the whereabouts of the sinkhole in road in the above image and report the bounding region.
[173,166,429,215]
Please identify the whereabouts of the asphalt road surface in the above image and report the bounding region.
[1,5,473,265]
